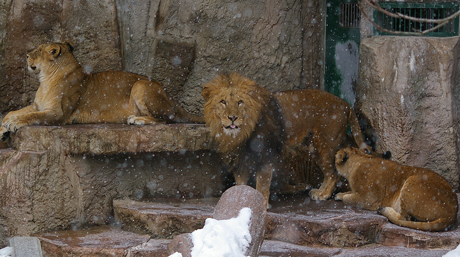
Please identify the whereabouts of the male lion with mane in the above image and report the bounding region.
[202,73,371,206]
[0,42,203,139]
[335,147,458,231]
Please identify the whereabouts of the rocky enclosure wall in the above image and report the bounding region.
[0,124,224,246]
[357,36,460,189]
[0,0,325,117]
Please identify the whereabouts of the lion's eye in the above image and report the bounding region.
[220,100,226,105]
[238,100,243,106]
[26,55,29,59]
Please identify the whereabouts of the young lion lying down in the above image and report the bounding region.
[335,147,458,231]
[0,42,203,140]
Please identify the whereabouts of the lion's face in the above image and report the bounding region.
[27,42,74,73]
[210,88,246,137]
[203,73,270,152]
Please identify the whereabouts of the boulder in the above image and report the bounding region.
[357,36,460,189]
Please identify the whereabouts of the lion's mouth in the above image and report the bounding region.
[225,124,239,129]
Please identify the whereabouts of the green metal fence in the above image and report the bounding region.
[373,2,459,37]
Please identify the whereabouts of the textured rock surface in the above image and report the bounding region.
[0,124,223,247]
[114,199,214,238]
[114,194,460,250]
[38,235,453,257]
[167,233,193,257]
[37,225,150,257]
[357,36,460,189]
[10,124,212,154]
[0,0,121,114]
[36,195,460,256]
[0,0,325,117]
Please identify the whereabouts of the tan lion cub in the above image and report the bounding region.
[335,147,458,231]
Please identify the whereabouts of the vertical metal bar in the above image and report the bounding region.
[408,8,411,32]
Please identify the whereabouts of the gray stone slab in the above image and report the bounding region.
[9,237,43,257]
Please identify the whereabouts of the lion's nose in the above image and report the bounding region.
[228,115,238,122]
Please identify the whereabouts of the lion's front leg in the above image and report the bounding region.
[334,191,352,201]
[1,105,37,136]
[309,171,339,201]
[2,105,63,133]
[335,191,365,207]
[233,168,249,186]
[256,163,274,209]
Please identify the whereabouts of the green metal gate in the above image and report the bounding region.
[325,0,361,106]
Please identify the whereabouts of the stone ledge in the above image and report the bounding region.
[9,124,212,155]
[35,228,453,257]
[113,195,460,249]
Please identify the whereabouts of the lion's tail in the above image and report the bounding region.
[347,108,368,152]
[379,207,456,232]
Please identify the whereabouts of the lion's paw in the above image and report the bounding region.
[127,115,145,125]
[309,189,330,201]
[334,192,347,201]
[0,126,9,141]
[2,115,26,132]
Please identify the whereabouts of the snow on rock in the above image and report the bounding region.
[168,185,267,257]
[191,207,252,257]
[0,247,12,257]
[443,244,460,257]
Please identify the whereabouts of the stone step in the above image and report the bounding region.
[36,225,151,257]
[114,194,460,249]
[35,225,452,257]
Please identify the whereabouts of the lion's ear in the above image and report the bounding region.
[46,44,61,60]
[202,85,213,101]
[64,41,75,53]
[341,152,349,163]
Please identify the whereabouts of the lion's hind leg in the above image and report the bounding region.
[128,80,168,125]
[378,207,404,221]
[127,115,163,125]
[377,207,452,231]
[130,80,203,124]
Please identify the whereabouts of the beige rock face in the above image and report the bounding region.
[0,124,223,246]
[357,36,460,189]
[0,0,325,117]
[116,0,324,115]
[0,0,121,115]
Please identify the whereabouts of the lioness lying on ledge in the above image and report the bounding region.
[0,42,203,140]
[335,147,458,232]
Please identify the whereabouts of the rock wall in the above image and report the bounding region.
[0,124,223,246]
[357,36,460,189]
[0,0,121,116]
[0,0,325,117]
